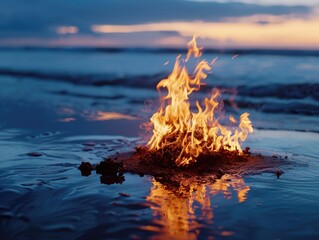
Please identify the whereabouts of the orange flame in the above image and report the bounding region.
[185,34,202,61]
[147,35,253,166]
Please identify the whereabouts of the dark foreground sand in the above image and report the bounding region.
[80,146,289,187]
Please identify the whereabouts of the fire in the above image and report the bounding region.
[147,35,253,166]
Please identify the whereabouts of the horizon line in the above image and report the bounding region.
[1,46,319,57]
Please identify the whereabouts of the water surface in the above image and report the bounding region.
[0,49,318,239]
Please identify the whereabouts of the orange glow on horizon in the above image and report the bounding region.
[91,13,319,49]
[1,13,319,49]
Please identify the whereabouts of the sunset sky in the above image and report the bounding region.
[1,0,319,49]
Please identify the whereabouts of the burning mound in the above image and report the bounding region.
[143,35,253,166]
[79,149,287,186]
[79,35,288,184]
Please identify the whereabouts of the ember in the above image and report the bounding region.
[145,35,253,166]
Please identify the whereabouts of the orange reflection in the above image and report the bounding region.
[87,111,138,121]
[56,26,78,35]
[57,107,76,115]
[58,117,76,122]
[144,174,249,239]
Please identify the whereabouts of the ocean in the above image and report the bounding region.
[0,48,319,239]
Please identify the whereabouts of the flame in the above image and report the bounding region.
[147,35,253,166]
[186,34,202,61]
[144,175,249,238]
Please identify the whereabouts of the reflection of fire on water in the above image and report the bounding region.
[142,175,250,239]
[57,108,138,123]
[91,111,138,121]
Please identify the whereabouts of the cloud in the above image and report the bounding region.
[0,0,311,38]
[0,32,189,47]
[191,0,319,7]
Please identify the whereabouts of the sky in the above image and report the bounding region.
[1,0,319,49]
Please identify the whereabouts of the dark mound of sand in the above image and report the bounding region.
[79,146,289,187]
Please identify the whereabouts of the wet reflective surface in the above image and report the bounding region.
[1,50,319,239]
[144,175,250,239]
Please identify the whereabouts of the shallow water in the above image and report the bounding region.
[0,49,319,239]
